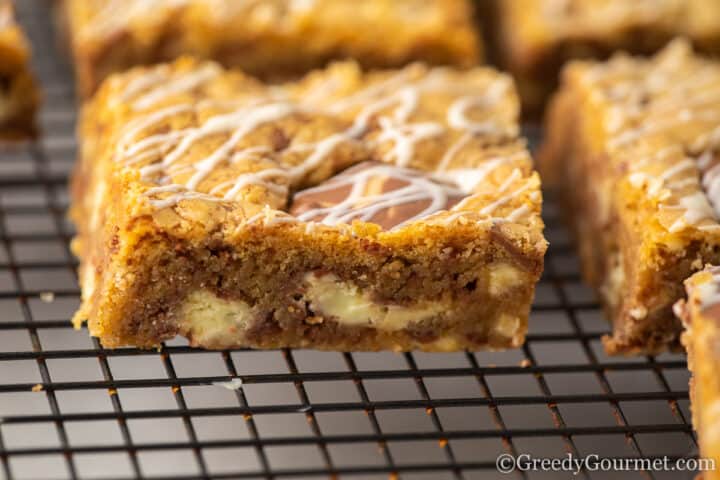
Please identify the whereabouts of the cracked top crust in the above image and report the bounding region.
[76,58,544,246]
[560,40,720,238]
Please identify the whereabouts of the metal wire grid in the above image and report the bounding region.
[0,2,699,479]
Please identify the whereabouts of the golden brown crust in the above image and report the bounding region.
[495,0,720,113]
[679,267,720,480]
[540,40,720,355]
[0,0,39,138]
[58,0,482,98]
[71,58,546,351]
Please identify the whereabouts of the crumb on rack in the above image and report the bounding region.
[39,292,55,303]
[213,378,244,391]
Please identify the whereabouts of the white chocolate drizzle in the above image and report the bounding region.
[292,164,464,230]
[376,118,444,167]
[131,64,222,111]
[144,184,221,209]
[109,61,534,229]
[588,40,720,233]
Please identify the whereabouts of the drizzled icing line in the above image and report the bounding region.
[592,41,720,233]
[111,62,531,228]
[292,164,464,230]
[424,175,538,227]
[132,64,221,111]
[376,118,444,167]
[144,184,221,209]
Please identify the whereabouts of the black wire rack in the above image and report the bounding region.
[0,2,699,479]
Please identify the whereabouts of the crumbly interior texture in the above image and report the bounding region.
[57,0,481,98]
[495,0,720,113]
[678,267,720,479]
[71,57,546,351]
[539,40,720,355]
[0,0,39,137]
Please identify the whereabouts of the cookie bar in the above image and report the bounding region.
[57,0,482,98]
[676,267,720,479]
[539,40,720,354]
[0,0,39,137]
[495,0,720,113]
[70,58,546,351]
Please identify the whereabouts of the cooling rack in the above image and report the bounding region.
[0,1,698,479]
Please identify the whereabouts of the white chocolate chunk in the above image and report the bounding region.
[178,290,253,348]
[304,273,446,330]
[493,313,521,342]
[488,263,524,296]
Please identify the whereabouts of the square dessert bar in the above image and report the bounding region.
[0,0,39,137]
[540,40,720,354]
[71,58,547,351]
[676,267,720,479]
[57,0,482,98]
[494,0,720,112]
